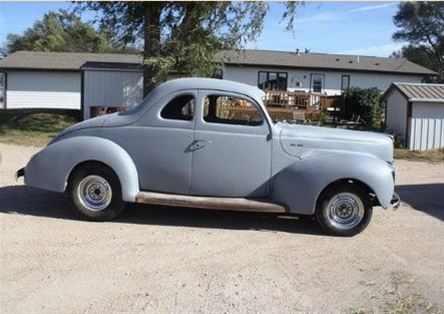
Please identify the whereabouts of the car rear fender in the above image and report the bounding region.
[24,136,139,202]
[270,152,394,215]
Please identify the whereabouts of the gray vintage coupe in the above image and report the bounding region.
[17,78,400,236]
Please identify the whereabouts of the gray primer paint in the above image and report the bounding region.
[23,78,395,214]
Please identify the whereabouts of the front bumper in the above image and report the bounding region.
[390,192,401,210]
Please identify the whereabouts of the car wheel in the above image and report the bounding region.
[315,184,372,236]
[67,163,126,221]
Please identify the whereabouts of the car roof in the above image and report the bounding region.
[115,77,271,127]
[155,78,266,102]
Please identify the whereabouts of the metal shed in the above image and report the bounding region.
[383,83,444,151]
[81,62,142,119]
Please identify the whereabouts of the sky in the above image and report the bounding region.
[0,1,405,57]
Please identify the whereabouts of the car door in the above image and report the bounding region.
[124,91,196,194]
[190,90,272,197]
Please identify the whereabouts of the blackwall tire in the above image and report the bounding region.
[66,163,126,221]
[315,184,372,236]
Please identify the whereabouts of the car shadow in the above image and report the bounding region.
[0,185,323,236]
[395,183,444,221]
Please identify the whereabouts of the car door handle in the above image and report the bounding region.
[190,140,212,150]
[290,141,304,147]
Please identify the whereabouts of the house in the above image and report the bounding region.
[217,50,436,95]
[382,83,444,151]
[0,50,436,119]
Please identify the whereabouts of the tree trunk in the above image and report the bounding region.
[143,4,162,96]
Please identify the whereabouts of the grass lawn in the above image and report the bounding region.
[0,111,77,147]
[394,148,444,163]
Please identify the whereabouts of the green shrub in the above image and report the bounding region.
[343,87,383,130]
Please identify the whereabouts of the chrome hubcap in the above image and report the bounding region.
[77,175,112,211]
[327,192,364,230]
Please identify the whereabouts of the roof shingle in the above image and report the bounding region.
[0,51,141,70]
[216,50,437,75]
[0,49,437,76]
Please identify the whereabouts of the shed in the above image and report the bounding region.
[383,83,444,151]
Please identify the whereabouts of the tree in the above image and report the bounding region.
[75,2,299,95]
[343,87,383,131]
[0,10,133,56]
[391,2,444,81]
[390,45,435,72]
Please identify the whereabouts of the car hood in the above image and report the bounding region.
[277,123,394,162]
[48,115,110,144]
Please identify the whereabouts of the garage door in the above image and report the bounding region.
[6,71,81,110]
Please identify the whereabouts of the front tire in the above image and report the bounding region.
[316,184,372,236]
[67,163,126,221]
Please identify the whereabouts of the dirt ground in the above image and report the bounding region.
[0,143,443,313]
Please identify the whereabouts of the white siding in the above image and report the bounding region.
[6,71,80,109]
[385,89,408,139]
[223,66,424,95]
[409,102,444,151]
[84,69,143,119]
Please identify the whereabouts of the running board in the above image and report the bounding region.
[135,191,287,213]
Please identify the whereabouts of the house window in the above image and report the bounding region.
[258,71,287,91]
[161,94,195,121]
[213,69,223,79]
[311,74,324,93]
[203,95,263,126]
[341,75,350,90]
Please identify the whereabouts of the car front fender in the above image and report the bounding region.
[24,136,139,202]
[271,152,394,215]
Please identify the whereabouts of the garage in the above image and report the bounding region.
[0,51,142,119]
[383,83,444,151]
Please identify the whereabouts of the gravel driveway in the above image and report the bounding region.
[0,143,443,313]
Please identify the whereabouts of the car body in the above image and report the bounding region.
[17,78,400,236]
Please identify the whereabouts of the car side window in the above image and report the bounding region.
[161,94,195,121]
[203,95,263,126]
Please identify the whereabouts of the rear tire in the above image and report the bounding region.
[315,184,372,236]
[66,163,126,221]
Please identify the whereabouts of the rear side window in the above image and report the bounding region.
[203,95,263,126]
[161,95,195,121]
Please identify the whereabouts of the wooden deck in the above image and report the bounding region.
[264,90,343,110]
[262,90,344,123]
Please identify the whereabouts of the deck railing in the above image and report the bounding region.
[262,90,344,123]
[263,90,339,110]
